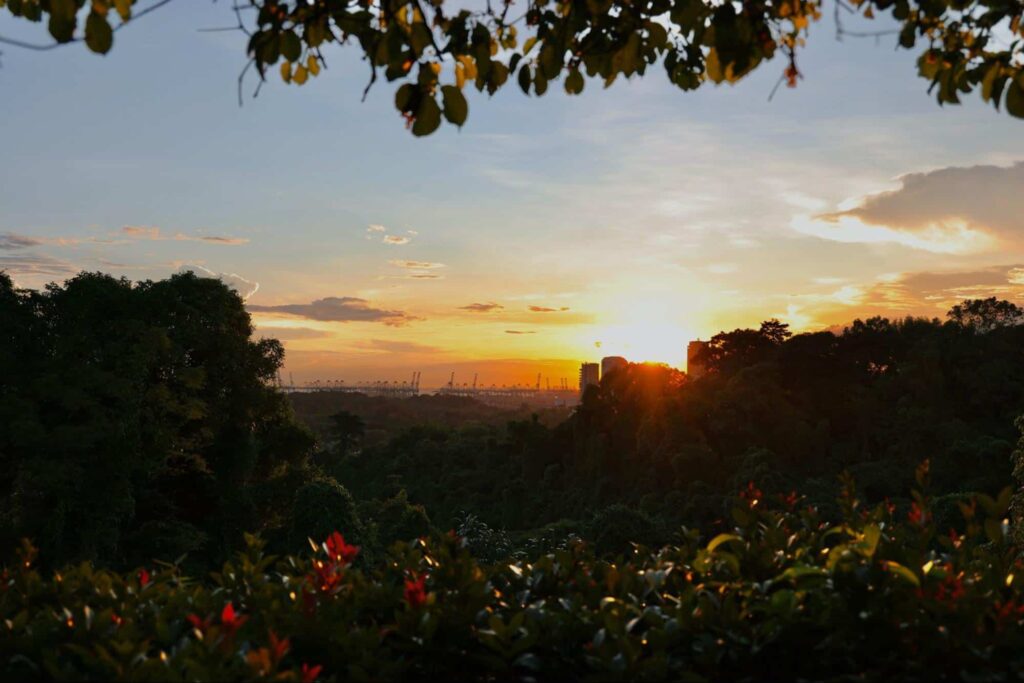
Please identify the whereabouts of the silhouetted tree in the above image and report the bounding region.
[329,410,366,455]
[948,297,1024,333]
[0,271,315,568]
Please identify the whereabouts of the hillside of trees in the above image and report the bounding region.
[5,271,1024,679]
[330,300,1024,555]
[289,391,571,448]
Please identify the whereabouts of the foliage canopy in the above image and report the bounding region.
[2,0,1024,134]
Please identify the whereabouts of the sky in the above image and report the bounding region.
[2,3,1023,388]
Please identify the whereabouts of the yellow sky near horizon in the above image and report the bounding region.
[239,158,1024,388]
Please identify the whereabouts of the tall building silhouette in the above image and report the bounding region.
[579,362,600,396]
[601,356,628,378]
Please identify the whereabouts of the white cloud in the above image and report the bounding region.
[177,264,260,300]
[802,161,1024,253]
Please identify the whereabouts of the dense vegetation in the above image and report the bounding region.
[5,271,1024,679]
[289,391,569,448]
[4,0,1024,133]
[0,271,323,569]
[5,473,1024,681]
[333,301,1024,554]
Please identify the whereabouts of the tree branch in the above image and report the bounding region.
[0,0,178,52]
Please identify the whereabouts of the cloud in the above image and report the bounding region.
[0,253,77,277]
[706,263,739,275]
[196,235,249,245]
[0,232,109,249]
[349,339,440,354]
[248,296,417,326]
[0,233,43,250]
[383,235,411,245]
[177,264,260,299]
[255,326,334,341]
[791,264,1024,328]
[389,260,446,269]
[459,302,504,312]
[123,226,160,239]
[367,224,386,232]
[857,265,1024,314]
[803,161,1024,252]
[528,305,570,312]
[505,329,537,334]
[123,226,248,245]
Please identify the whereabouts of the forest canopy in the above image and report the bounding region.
[1,0,1023,134]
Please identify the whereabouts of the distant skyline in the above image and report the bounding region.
[2,3,1024,387]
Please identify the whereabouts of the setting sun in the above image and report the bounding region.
[587,321,694,367]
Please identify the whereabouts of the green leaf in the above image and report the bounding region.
[395,83,416,111]
[859,524,881,557]
[707,533,742,552]
[1006,77,1024,118]
[518,64,531,95]
[412,95,441,136]
[881,560,920,587]
[985,518,1006,544]
[281,31,302,63]
[47,0,77,43]
[776,565,828,584]
[85,12,113,54]
[565,68,584,95]
[441,85,468,126]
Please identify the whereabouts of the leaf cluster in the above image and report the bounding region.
[3,0,1023,131]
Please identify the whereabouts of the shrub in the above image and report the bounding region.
[4,479,1024,681]
[289,478,365,551]
[587,504,661,556]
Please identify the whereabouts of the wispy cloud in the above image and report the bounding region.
[0,232,120,249]
[349,339,440,353]
[255,326,334,341]
[0,233,43,250]
[383,235,411,245]
[459,302,504,312]
[0,253,77,277]
[248,296,418,326]
[505,329,536,334]
[389,260,446,269]
[123,226,248,245]
[528,305,570,312]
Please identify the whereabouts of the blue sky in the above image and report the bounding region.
[2,2,1023,386]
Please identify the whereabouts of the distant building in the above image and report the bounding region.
[601,356,628,378]
[579,362,600,396]
[687,341,709,378]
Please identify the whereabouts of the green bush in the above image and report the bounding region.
[3,478,1024,681]
[289,478,365,552]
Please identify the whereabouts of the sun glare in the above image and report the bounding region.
[590,321,693,368]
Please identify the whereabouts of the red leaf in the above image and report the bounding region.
[301,663,323,683]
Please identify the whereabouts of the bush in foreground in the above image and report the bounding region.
[3,471,1024,681]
